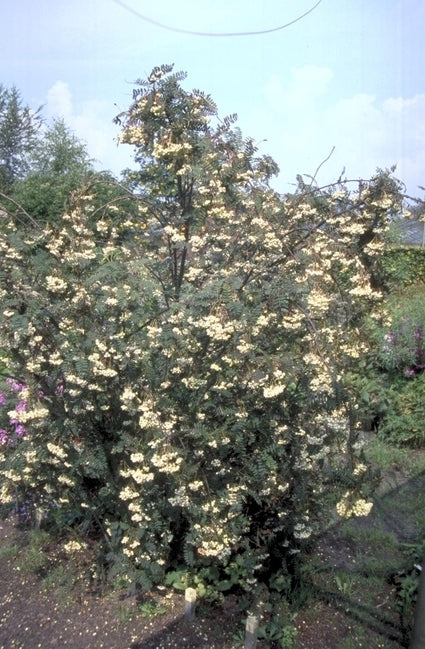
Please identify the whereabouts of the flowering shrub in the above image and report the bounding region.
[0,65,402,601]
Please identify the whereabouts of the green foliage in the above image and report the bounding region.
[138,599,168,617]
[334,573,355,597]
[0,85,42,192]
[10,119,94,224]
[364,437,425,476]
[364,285,425,446]
[257,618,298,649]
[391,541,425,644]
[15,529,51,576]
[378,287,425,377]
[0,65,404,608]
[382,246,425,287]
[378,373,425,446]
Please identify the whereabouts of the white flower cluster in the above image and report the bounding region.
[163,225,186,244]
[307,288,331,316]
[8,405,48,424]
[196,314,236,342]
[63,540,86,553]
[336,492,373,518]
[46,442,67,460]
[169,486,191,508]
[151,449,182,474]
[152,140,192,158]
[46,275,68,293]
[263,384,285,399]
[129,468,154,485]
[119,486,140,501]
[293,522,312,540]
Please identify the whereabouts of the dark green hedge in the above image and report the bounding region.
[382,246,425,286]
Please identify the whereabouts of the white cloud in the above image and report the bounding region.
[45,81,133,175]
[382,94,425,194]
[44,74,425,197]
[249,68,425,196]
[264,66,333,114]
[46,81,73,120]
[323,92,425,194]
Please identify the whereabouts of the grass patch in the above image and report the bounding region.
[15,529,51,576]
[338,519,399,552]
[366,437,425,475]
[355,553,397,578]
[0,541,20,561]
[42,563,78,597]
[291,437,425,648]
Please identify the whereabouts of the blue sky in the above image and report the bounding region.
[2,0,425,196]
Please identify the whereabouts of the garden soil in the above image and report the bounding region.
[0,465,423,649]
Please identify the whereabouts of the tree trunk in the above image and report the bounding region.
[409,556,425,649]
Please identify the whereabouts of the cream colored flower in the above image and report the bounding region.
[46,276,68,293]
[336,492,373,518]
[263,384,285,399]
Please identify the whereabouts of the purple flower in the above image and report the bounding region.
[9,401,26,426]
[414,326,423,340]
[14,423,26,437]
[6,378,25,392]
[0,392,5,408]
[404,368,416,378]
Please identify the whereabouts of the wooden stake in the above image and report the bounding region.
[184,587,197,620]
[244,615,258,649]
[410,555,425,649]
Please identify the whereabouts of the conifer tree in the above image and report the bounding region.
[11,119,93,224]
[0,85,42,192]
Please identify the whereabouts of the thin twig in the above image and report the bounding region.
[308,146,336,188]
[0,192,43,230]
